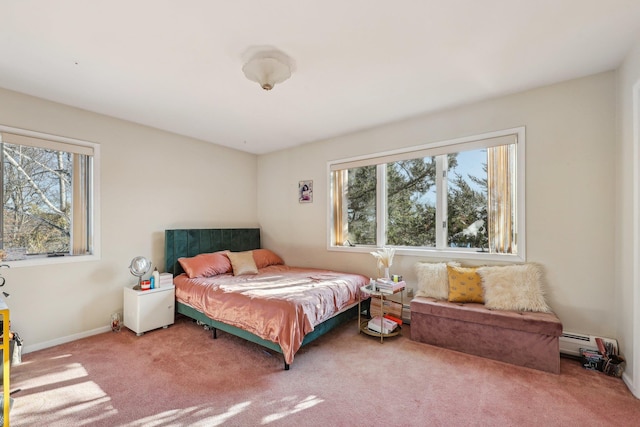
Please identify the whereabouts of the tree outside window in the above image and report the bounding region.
[329,128,523,261]
[0,128,95,261]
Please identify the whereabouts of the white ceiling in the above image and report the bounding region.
[1,1,640,155]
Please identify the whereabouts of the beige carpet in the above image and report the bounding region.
[7,314,640,426]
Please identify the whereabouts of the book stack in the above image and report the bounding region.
[383,314,403,326]
[580,348,604,372]
[367,316,398,334]
[375,279,405,294]
[158,272,174,288]
[580,337,626,377]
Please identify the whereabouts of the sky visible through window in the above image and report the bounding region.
[418,149,486,207]
[456,149,486,192]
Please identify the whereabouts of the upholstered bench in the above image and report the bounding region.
[410,296,563,373]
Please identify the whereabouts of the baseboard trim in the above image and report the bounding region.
[22,325,111,354]
[623,371,640,399]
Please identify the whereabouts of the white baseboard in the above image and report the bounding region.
[623,372,640,399]
[22,325,111,354]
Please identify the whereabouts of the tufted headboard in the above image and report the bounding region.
[164,228,261,275]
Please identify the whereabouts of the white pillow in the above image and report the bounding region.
[477,263,551,312]
[414,262,460,300]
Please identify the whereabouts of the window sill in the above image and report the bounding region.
[1,253,100,268]
[328,244,525,263]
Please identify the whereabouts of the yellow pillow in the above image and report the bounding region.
[447,265,484,303]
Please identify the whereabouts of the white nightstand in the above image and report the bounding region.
[123,284,175,336]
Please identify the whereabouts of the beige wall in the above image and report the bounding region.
[616,37,640,397]
[258,72,617,340]
[0,87,258,352]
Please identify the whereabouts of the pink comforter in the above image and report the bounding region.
[174,265,369,364]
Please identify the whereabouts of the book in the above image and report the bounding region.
[367,316,398,334]
[383,314,403,326]
[593,337,625,377]
[580,347,604,371]
[375,279,405,294]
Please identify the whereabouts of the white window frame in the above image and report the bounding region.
[0,124,101,267]
[326,127,526,262]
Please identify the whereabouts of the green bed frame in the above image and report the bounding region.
[165,228,359,370]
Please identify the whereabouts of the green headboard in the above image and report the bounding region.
[164,228,261,275]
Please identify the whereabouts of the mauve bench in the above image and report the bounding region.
[410,296,563,373]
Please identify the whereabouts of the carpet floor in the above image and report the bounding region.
[6,314,640,426]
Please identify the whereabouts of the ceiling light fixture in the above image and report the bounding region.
[242,50,292,91]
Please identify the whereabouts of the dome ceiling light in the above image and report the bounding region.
[242,49,293,91]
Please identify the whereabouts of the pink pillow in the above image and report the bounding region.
[178,252,232,278]
[252,249,285,269]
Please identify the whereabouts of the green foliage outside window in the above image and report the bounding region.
[343,152,489,250]
[346,165,376,245]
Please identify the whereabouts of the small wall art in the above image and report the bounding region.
[299,180,313,203]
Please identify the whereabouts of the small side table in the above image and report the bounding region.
[358,284,404,343]
[123,284,175,336]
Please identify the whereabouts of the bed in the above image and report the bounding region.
[165,228,369,370]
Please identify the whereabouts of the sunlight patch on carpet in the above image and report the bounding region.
[262,395,324,424]
[14,381,114,425]
[29,361,88,386]
[208,401,253,426]
[120,402,253,426]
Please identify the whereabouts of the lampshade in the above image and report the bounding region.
[243,54,292,90]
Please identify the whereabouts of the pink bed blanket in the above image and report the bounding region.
[174,265,369,364]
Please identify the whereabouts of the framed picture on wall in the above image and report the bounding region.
[299,180,313,203]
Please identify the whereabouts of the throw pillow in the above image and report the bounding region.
[447,265,484,303]
[227,251,259,276]
[414,262,460,300]
[178,252,232,278]
[252,248,285,269]
[477,263,551,312]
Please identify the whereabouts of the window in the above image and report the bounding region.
[329,128,525,261]
[0,126,99,264]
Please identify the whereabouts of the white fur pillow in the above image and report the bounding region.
[414,262,460,300]
[477,263,551,312]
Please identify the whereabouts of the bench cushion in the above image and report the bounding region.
[410,296,563,373]
[411,297,562,336]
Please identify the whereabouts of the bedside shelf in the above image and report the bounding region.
[358,282,404,343]
[359,320,402,338]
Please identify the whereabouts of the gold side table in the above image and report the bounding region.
[358,283,404,343]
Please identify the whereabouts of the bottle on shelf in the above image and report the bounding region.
[152,267,160,289]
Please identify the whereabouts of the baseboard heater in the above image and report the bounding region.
[402,304,411,325]
[559,331,618,357]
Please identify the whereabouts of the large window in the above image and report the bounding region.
[0,126,99,264]
[329,128,525,261]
